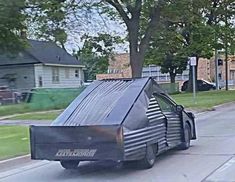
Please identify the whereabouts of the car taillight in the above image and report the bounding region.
[116,127,123,144]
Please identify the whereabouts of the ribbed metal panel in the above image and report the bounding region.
[123,96,167,160]
[63,80,132,126]
[147,97,166,122]
[164,112,182,146]
[124,124,166,160]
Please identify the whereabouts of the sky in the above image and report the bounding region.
[64,8,129,54]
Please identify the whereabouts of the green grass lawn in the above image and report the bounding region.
[1,90,235,160]
[0,103,33,117]
[2,90,235,120]
[11,111,61,120]
[0,126,29,160]
[172,90,235,110]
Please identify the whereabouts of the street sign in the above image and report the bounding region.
[189,57,197,66]
[188,57,197,103]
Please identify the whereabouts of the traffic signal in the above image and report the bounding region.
[218,59,223,66]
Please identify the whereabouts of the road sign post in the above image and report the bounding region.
[189,57,197,103]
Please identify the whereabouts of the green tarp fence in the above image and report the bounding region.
[26,83,178,111]
[28,87,86,110]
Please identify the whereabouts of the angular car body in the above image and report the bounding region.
[30,77,196,169]
[181,79,216,91]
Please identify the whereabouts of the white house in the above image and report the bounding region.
[0,40,85,90]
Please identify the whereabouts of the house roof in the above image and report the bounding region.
[0,40,83,67]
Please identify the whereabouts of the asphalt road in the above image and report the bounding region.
[1,103,235,182]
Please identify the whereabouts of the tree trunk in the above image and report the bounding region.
[130,51,145,78]
[128,22,145,78]
[169,72,176,83]
[187,56,199,92]
[105,0,161,79]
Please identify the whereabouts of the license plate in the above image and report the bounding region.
[55,149,97,157]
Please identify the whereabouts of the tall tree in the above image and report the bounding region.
[25,0,69,50]
[0,0,27,53]
[97,0,165,78]
[204,0,235,90]
[24,1,165,77]
[75,33,123,80]
[146,0,214,87]
[146,23,188,83]
[160,0,214,91]
[23,0,234,85]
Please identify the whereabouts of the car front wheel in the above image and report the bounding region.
[60,160,80,169]
[178,123,191,150]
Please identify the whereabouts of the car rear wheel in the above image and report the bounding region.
[60,160,80,169]
[178,123,191,150]
[140,145,156,169]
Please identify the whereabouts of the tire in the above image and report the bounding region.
[140,145,156,169]
[178,123,191,150]
[60,160,80,169]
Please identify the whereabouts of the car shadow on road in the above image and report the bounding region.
[54,150,182,181]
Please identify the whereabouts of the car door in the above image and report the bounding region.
[146,96,168,153]
[197,80,204,91]
[154,94,182,148]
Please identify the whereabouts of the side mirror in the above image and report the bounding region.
[187,112,195,119]
[176,105,184,112]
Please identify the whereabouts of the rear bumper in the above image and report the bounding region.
[30,125,124,161]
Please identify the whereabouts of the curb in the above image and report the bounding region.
[0,155,30,164]
[188,101,235,116]
[0,109,63,121]
[0,154,32,174]
[212,101,235,110]
[195,101,235,116]
[0,160,50,179]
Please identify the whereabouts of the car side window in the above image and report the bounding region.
[155,95,176,113]
[198,80,203,86]
[202,81,207,85]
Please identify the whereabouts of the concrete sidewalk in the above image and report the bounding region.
[0,155,50,178]
[0,155,32,173]
[0,109,62,121]
[0,120,52,126]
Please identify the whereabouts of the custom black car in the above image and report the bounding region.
[30,77,196,169]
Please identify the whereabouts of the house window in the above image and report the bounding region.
[38,76,43,87]
[75,70,79,78]
[52,67,59,83]
[65,68,70,79]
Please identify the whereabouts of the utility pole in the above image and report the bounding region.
[225,43,228,91]
[215,49,219,90]
[225,1,229,91]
